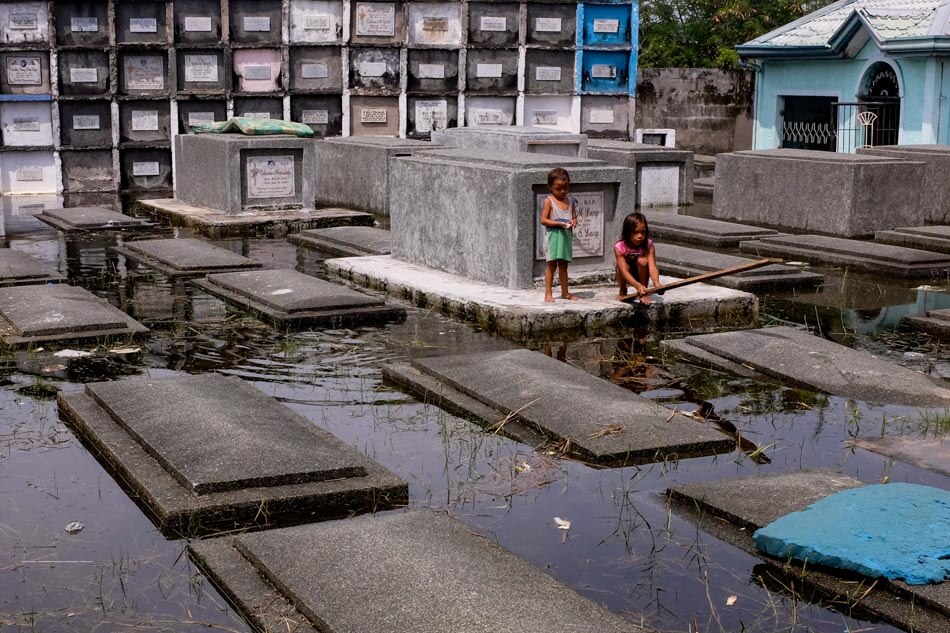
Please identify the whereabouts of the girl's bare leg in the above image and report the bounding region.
[544,261,557,302]
[635,257,652,305]
[558,261,577,300]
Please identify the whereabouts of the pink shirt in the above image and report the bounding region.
[614,239,653,258]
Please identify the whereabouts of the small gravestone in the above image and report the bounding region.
[0,248,63,286]
[662,326,950,406]
[192,268,406,327]
[190,511,638,633]
[645,213,781,248]
[114,238,262,277]
[431,125,589,157]
[35,206,150,232]
[0,284,147,346]
[740,234,950,278]
[386,348,733,464]
[289,226,392,257]
[657,244,822,291]
[876,225,950,255]
[58,373,407,535]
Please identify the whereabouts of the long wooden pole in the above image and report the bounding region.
[621,258,779,303]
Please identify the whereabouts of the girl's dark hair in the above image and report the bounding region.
[547,167,570,186]
[621,212,649,247]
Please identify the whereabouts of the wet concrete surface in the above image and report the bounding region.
[1,203,948,633]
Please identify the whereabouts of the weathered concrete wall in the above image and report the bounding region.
[635,68,753,156]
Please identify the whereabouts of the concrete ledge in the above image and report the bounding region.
[113,238,262,278]
[132,198,374,239]
[288,226,392,257]
[876,226,950,255]
[646,213,780,248]
[901,308,950,339]
[0,249,64,287]
[657,243,823,291]
[35,206,152,232]
[326,255,758,340]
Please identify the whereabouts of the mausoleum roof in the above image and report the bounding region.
[739,0,950,57]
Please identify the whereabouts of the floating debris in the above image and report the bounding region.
[64,521,84,534]
[554,517,571,530]
[54,350,93,359]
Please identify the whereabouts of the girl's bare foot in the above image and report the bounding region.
[544,294,555,303]
[639,295,652,305]
[561,293,579,301]
[616,293,632,302]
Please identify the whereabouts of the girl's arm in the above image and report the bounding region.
[539,198,563,228]
[615,247,647,293]
[647,244,661,289]
[569,199,578,229]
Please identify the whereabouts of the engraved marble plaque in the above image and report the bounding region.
[360,107,388,123]
[243,112,271,119]
[535,66,561,81]
[184,55,219,82]
[592,18,619,34]
[301,63,329,79]
[476,63,502,78]
[535,191,604,260]
[355,3,395,36]
[130,18,158,33]
[71,17,99,32]
[125,57,164,90]
[6,57,41,85]
[591,64,616,79]
[535,17,561,32]
[12,116,40,131]
[474,109,503,125]
[359,61,387,77]
[532,110,558,126]
[423,17,448,32]
[246,156,295,199]
[418,63,444,79]
[184,16,212,32]
[244,16,271,32]
[10,13,38,30]
[16,166,43,181]
[243,65,272,80]
[131,110,159,131]
[70,67,98,83]
[415,100,447,133]
[304,14,332,30]
[188,111,216,126]
[302,109,329,124]
[589,108,615,124]
[132,161,160,177]
[73,114,100,130]
[480,16,506,31]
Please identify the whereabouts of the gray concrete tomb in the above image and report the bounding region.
[58,373,407,535]
[431,125,589,158]
[0,248,64,286]
[588,139,694,207]
[114,238,262,277]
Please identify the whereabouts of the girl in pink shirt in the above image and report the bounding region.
[614,212,661,304]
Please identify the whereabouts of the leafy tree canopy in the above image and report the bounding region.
[639,0,835,69]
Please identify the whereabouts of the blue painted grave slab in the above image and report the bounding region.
[754,483,950,585]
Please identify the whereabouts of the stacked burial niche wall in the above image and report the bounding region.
[0,0,638,198]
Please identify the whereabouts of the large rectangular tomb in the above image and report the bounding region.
[289,226,392,257]
[0,248,63,286]
[656,244,823,291]
[35,206,151,232]
[876,225,950,255]
[385,348,734,465]
[389,148,636,289]
[190,511,639,633]
[114,238,263,277]
[739,234,950,278]
[192,268,406,328]
[430,125,589,158]
[313,136,443,215]
[0,284,148,346]
[644,213,781,248]
[667,470,950,633]
[858,145,950,224]
[713,149,926,238]
[58,373,407,536]
[661,326,950,406]
[175,133,316,214]
[588,139,694,207]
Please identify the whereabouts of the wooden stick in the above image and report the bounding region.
[621,258,780,303]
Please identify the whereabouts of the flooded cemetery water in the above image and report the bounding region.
[2,205,948,633]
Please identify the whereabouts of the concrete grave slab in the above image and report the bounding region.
[190,511,641,633]
[668,470,950,632]
[713,149,926,238]
[661,326,950,406]
[645,213,780,248]
[192,269,406,328]
[288,226,392,257]
[386,348,734,464]
[902,308,950,339]
[35,206,151,232]
[876,226,950,255]
[431,125,589,157]
[58,373,407,535]
[133,198,374,239]
[656,243,823,291]
[859,145,950,224]
[314,136,443,215]
[113,238,262,277]
[0,248,63,286]
[328,255,758,340]
[588,139,694,207]
[0,284,147,346]
[740,234,950,278]
[851,437,949,477]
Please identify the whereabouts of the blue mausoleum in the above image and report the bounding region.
[738,0,950,152]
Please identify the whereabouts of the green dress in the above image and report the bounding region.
[545,195,573,262]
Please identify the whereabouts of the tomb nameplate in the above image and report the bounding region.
[302,109,329,124]
[129,18,158,33]
[359,61,387,77]
[593,18,619,33]
[304,14,332,30]
[535,66,561,81]
[184,16,212,32]
[301,63,329,79]
[16,166,43,182]
[6,57,42,85]
[476,63,502,78]
[70,67,98,83]
[423,17,448,32]
[71,17,99,32]
[243,65,271,80]
[415,100,447,133]
[131,110,159,131]
[474,109,503,125]
[589,108,615,124]
[355,3,395,36]
[360,107,387,124]
[10,13,38,30]
[13,116,40,131]
[133,161,160,176]
[591,64,616,79]
[73,114,101,129]
[184,55,218,82]
[532,110,558,126]
[535,17,561,32]
[188,111,216,126]
[480,16,506,31]
[125,57,164,90]
[243,16,271,32]
[418,63,444,79]
[535,191,604,259]
[246,156,295,199]
[244,112,270,119]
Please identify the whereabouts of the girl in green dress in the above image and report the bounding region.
[540,167,578,302]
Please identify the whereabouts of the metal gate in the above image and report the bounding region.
[780,96,837,151]
[832,101,900,152]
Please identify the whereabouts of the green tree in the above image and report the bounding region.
[639,0,835,69]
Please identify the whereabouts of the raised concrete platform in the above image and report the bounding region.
[58,373,407,536]
[190,511,640,633]
[588,139,694,207]
[288,226,392,257]
[0,248,63,286]
[0,284,148,347]
[902,308,950,339]
[851,437,949,477]
[713,149,925,238]
[431,125,588,157]
[327,255,758,340]
[192,269,406,328]
[35,206,151,232]
[859,145,950,224]
[385,349,733,465]
[668,470,950,633]
[876,226,950,255]
[740,234,950,278]
[114,238,262,278]
[133,199,374,239]
[646,213,780,248]
[661,326,950,406]
[657,244,823,291]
